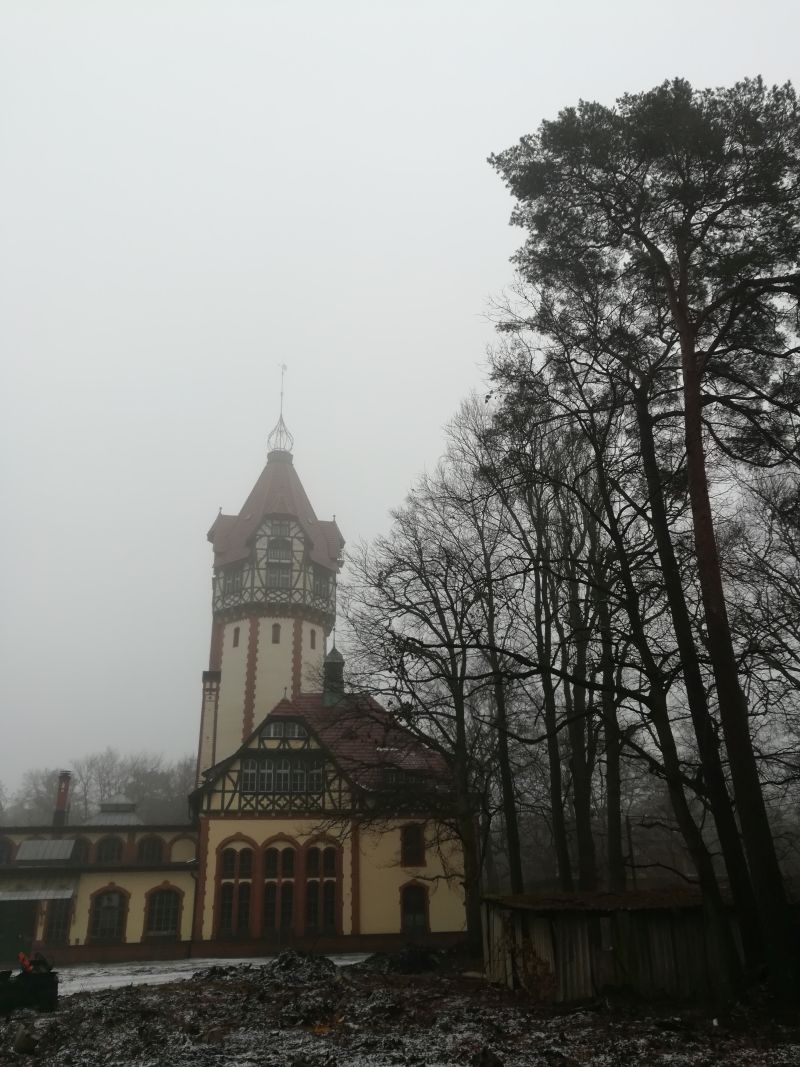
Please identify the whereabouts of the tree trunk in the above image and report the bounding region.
[533,516,574,891]
[556,587,597,892]
[595,588,625,892]
[679,342,796,992]
[634,386,762,969]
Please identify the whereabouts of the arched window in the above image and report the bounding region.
[96,837,123,864]
[401,884,428,936]
[263,844,296,936]
[71,838,90,865]
[137,837,164,865]
[89,890,127,942]
[145,889,181,936]
[0,838,13,865]
[272,623,281,644]
[217,845,253,937]
[304,844,339,935]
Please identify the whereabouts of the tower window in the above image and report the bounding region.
[310,629,316,650]
[267,563,291,590]
[270,520,290,537]
[223,567,244,595]
[232,626,240,648]
[272,623,281,644]
[267,538,292,562]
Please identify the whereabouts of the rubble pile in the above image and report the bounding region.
[1,950,799,1066]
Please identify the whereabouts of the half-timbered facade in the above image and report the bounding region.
[0,415,466,965]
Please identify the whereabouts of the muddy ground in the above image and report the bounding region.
[2,950,800,1066]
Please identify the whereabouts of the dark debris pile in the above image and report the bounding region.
[1,949,800,1066]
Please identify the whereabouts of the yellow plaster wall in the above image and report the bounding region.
[169,836,196,862]
[70,869,196,945]
[357,824,465,935]
[214,619,251,762]
[299,619,326,693]
[198,816,465,940]
[252,617,294,723]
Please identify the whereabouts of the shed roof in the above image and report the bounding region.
[14,840,75,863]
[483,889,710,913]
[0,882,76,902]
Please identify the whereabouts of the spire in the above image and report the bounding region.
[267,363,294,455]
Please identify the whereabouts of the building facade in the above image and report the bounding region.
[0,418,466,964]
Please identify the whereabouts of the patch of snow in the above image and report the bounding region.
[57,952,369,995]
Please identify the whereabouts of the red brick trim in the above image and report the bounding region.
[192,818,210,942]
[209,619,225,671]
[291,618,302,699]
[242,616,259,740]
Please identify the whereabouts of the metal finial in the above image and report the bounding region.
[268,363,294,454]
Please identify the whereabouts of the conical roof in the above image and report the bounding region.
[208,450,344,571]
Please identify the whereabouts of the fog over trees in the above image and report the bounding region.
[0,749,194,826]
[343,77,800,995]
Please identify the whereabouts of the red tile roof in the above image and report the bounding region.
[201,692,450,794]
[208,451,344,571]
[284,693,449,789]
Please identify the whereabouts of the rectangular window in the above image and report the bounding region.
[308,761,324,793]
[265,720,284,738]
[275,760,290,793]
[292,764,307,793]
[322,881,336,931]
[267,540,292,561]
[258,760,273,793]
[237,883,251,934]
[401,824,425,866]
[241,759,257,794]
[223,567,244,595]
[44,899,71,945]
[313,569,330,597]
[266,563,291,590]
[219,884,234,933]
[232,626,240,648]
[263,882,277,929]
[271,520,290,538]
[280,883,294,929]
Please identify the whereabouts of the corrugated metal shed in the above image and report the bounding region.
[14,840,75,863]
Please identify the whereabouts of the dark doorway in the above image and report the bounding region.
[0,901,38,966]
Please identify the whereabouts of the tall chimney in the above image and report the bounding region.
[52,771,71,827]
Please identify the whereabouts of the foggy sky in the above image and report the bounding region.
[1,1,797,796]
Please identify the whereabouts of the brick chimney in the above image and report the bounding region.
[52,771,71,827]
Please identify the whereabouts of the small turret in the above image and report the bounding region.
[323,646,345,705]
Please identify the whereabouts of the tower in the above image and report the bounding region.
[196,413,344,778]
